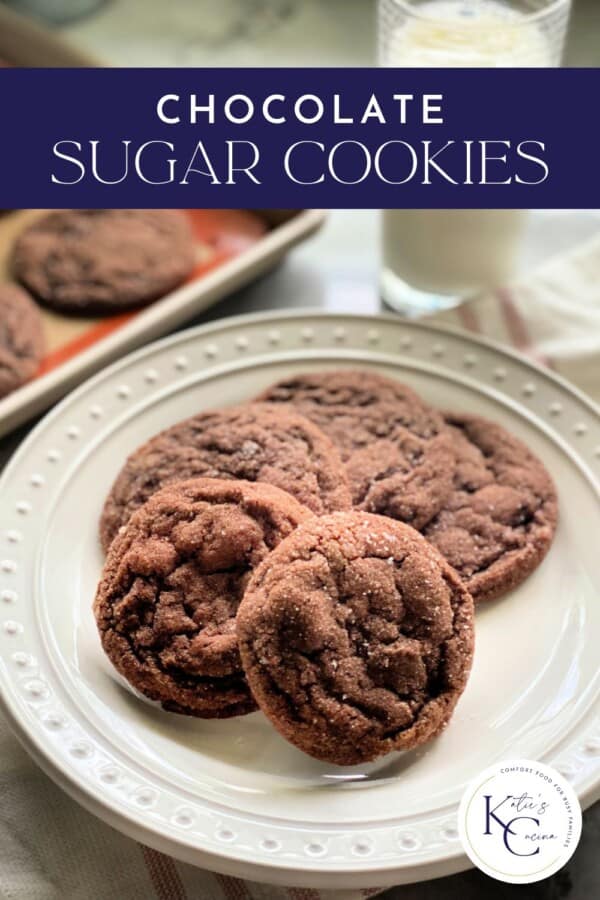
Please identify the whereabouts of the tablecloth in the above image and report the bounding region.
[1,230,599,900]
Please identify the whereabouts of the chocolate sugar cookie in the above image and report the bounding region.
[256,370,456,529]
[0,283,45,399]
[12,209,196,315]
[238,511,474,765]
[94,478,311,718]
[100,403,351,552]
[423,414,558,604]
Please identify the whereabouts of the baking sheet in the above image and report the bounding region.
[0,208,326,438]
[0,208,266,374]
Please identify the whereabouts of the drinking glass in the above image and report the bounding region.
[378,0,572,316]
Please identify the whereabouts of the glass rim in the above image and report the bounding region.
[386,0,571,26]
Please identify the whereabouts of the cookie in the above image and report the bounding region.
[94,478,311,718]
[12,209,196,315]
[100,403,351,552]
[0,283,45,399]
[238,511,474,765]
[256,370,456,529]
[423,414,558,604]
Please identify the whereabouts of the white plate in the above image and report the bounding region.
[0,311,599,889]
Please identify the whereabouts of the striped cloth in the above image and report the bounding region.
[1,233,599,899]
[434,232,600,402]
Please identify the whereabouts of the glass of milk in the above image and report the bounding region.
[378,0,572,315]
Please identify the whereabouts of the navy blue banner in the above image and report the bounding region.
[0,67,597,208]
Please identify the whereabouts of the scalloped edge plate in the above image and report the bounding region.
[0,310,599,889]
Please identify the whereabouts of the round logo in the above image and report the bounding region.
[458,759,582,884]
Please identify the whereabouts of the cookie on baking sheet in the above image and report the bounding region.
[94,478,311,718]
[0,283,45,399]
[256,369,456,530]
[99,403,351,552]
[423,413,558,604]
[237,511,474,765]
[12,209,196,316]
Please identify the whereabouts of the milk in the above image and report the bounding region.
[380,0,557,310]
[382,208,527,301]
[383,0,557,68]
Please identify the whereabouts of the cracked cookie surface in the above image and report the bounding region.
[94,478,311,718]
[256,369,456,530]
[100,403,351,551]
[12,209,196,315]
[0,283,45,399]
[423,414,558,604]
[237,511,474,765]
